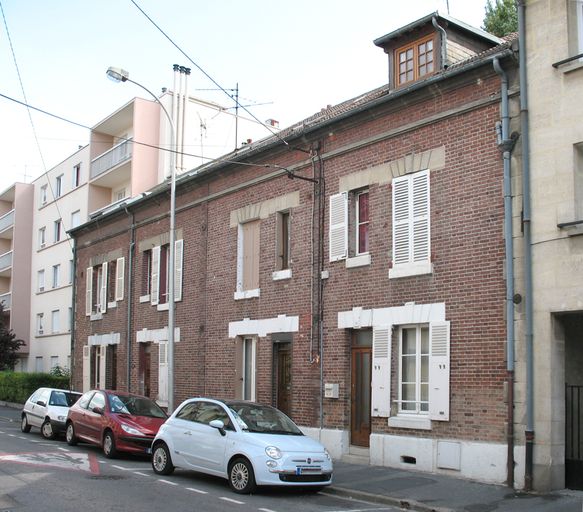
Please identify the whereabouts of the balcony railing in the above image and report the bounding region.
[0,209,14,234]
[0,292,11,311]
[90,138,133,180]
[0,250,13,272]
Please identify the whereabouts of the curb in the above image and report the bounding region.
[325,485,456,512]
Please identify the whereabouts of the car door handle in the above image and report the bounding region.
[183,431,192,435]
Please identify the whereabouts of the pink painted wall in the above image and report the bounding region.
[131,98,161,196]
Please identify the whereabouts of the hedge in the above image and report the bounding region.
[0,372,71,404]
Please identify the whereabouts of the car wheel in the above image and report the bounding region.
[41,419,56,440]
[103,431,117,459]
[228,457,257,494]
[152,442,174,475]
[65,422,78,446]
[20,414,31,433]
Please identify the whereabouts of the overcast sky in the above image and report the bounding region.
[0,0,488,193]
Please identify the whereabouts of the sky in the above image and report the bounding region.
[0,0,489,193]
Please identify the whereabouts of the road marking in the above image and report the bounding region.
[0,452,100,474]
[133,471,150,477]
[30,440,42,444]
[18,436,28,440]
[57,447,70,452]
[112,465,144,471]
[186,487,208,494]
[220,497,245,505]
[158,479,178,486]
[259,508,278,512]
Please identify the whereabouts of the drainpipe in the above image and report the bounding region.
[432,17,448,68]
[70,241,78,391]
[517,0,535,491]
[125,207,135,393]
[494,56,517,488]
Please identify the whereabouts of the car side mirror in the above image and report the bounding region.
[92,406,104,415]
[36,400,46,407]
[209,419,226,436]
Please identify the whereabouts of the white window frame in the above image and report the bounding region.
[51,309,60,334]
[235,224,260,300]
[71,210,81,229]
[242,337,257,401]
[397,325,430,416]
[355,190,370,256]
[38,227,46,249]
[55,174,63,198]
[52,264,60,289]
[72,164,81,188]
[37,269,45,292]
[54,219,62,243]
[50,356,59,369]
[35,356,43,372]
[40,185,48,206]
[329,192,348,262]
[578,0,583,54]
[389,170,432,279]
[36,313,44,335]
[69,259,74,284]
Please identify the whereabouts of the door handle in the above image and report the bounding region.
[183,431,192,435]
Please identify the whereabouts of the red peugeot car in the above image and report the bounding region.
[65,389,167,458]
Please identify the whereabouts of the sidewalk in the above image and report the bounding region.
[2,402,582,511]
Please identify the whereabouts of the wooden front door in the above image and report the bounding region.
[138,343,151,398]
[276,343,292,416]
[351,330,372,447]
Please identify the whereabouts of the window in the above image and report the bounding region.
[38,227,46,248]
[69,259,74,284]
[52,264,60,288]
[141,250,152,297]
[149,241,183,306]
[85,262,107,316]
[106,257,125,303]
[71,210,81,229]
[55,174,63,198]
[40,185,48,206]
[395,35,435,87]
[50,356,58,369]
[51,310,60,333]
[115,188,126,202]
[36,313,44,335]
[235,337,256,401]
[390,170,431,278]
[68,307,72,332]
[35,356,43,372]
[398,326,429,414]
[236,220,260,298]
[356,191,369,255]
[276,211,291,271]
[54,219,62,243]
[37,269,45,292]
[72,164,81,188]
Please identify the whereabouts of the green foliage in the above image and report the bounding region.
[0,372,71,404]
[49,365,71,378]
[0,303,25,371]
[483,0,518,37]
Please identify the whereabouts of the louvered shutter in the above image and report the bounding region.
[158,343,168,403]
[100,262,108,313]
[82,345,90,391]
[371,325,392,417]
[98,345,107,389]
[392,177,410,265]
[412,171,430,262]
[151,246,160,305]
[85,267,93,316]
[115,257,125,301]
[174,239,183,301]
[329,192,348,261]
[429,320,450,421]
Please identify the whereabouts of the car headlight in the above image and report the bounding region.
[121,424,143,435]
[324,448,331,461]
[265,446,282,459]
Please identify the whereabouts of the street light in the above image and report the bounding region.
[106,66,177,412]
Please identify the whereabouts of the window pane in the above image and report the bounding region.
[421,327,429,354]
[402,383,416,410]
[421,355,429,382]
[358,224,369,254]
[402,355,416,382]
[358,192,369,222]
[402,328,416,354]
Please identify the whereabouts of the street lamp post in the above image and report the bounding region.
[106,66,177,412]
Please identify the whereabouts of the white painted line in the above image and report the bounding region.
[57,447,70,452]
[186,487,208,495]
[7,434,15,437]
[158,479,178,486]
[259,508,278,512]
[133,471,150,477]
[99,460,107,464]
[220,497,245,505]
[18,436,28,440]
[30,440,42,443]
[112,465,126,471]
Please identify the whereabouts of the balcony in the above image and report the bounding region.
[0,292,11,311]
[0,250,12,276]
[90,138,133,180]
[0,209,14,239]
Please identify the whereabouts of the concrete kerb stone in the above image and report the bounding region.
[325,485,456,512]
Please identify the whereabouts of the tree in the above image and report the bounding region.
[483,0,518,37]
[0,303,24,371]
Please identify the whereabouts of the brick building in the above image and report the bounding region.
[70,14,522,486]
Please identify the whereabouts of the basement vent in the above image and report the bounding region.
[401,456,417,465]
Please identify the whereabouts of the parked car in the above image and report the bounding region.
[151,398,333,494]
[65,389,167,458]
[21,387,82,440]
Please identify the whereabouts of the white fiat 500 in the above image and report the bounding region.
[151,398,333,494]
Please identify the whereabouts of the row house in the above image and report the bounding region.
[70,14,523,487]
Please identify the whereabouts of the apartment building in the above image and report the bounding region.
[70,14,524,487]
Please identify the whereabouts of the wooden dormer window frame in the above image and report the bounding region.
[395,34,436,87]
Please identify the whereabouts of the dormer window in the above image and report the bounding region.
[396,35,435,87]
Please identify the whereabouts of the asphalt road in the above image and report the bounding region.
[0,413,399,512]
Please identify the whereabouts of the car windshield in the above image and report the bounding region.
[109,394,167,418]
[49,391,80,407]
[227,403,303,435]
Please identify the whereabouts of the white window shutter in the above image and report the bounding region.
[158,343,168,404]
[100,262,108,313]
[98,345,107,389]
[151,246,160,305]
[392,177,410,265]
[371,325,392,417]
[412,171,430,262]
[429,320,450,421]
[85,267,93,316]
[115,257,125,301]
[82,345,90,392]
[174,239,183,301]
[329,192,348,262]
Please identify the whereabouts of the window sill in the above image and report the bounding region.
[272,269,292,281]
[389,261,433,279]
[139,295,150,303]
[346,253,371,268]
[388,415,431,430]
[157,303,169,311]
[559,60,583,74]
[90,312,103,321]
[234,288,260,300]
[107,301,117,309]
